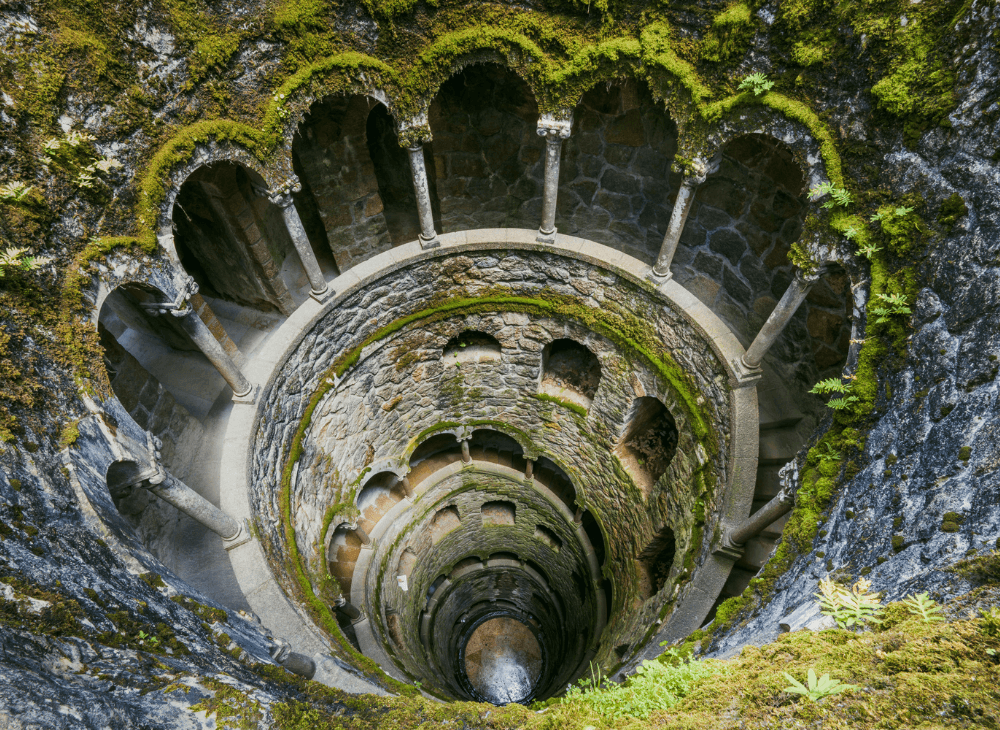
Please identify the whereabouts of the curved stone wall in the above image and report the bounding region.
[233,234,755,695]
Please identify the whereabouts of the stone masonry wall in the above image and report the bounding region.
[558,79,679,264]
[427,64,546,232]
[249,249,734,669]
[293,95,393,270]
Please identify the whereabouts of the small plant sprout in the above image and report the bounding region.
[816,442,841,462]
[95,157,123,173]
[0,247,53,277]
[902,592,944,623]
[856,239,882,259]
[738,72,774,96]
[0,181,33,201]
[65,129,95,147]
[809,182,853,209]
[843,225,859,241]
[809,378,859,410]
[816,576,883,629]
[870,292,911,324]
[783,668,857,702]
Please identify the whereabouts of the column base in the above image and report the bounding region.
[309,285,334,304]
[232,383,259,405]
[418,233,440,249]
[646,266,673,284]
[712,527,745,560]
[536,227,557,244]
[223,519,253,551]
[730,355,763,387]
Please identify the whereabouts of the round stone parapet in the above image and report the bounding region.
[219,229,759,694]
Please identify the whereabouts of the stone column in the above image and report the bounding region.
[717,484,794,558]
[398,475,414,499]
[460,439,471,464]
[268,179,330,301]
[147,470,242,541]
[651,167,708,279]
[524,458,534,480]
[407,143,439,249]
[269,638,316,679]
[736,267,824,377]
[143,277,253,399]
[344,521,372,547]
[334,596,362,621]
[536,114,572,244]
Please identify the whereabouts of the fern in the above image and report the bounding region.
[902,592,944,623]
[871,293,911,324]
[809,378,851,395]
[816,577,883,629]
[783,669,857,702]
[809,182,853,209]
[738,72,774,96]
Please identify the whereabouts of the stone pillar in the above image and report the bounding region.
[524,458,534,480]
[651,168,708,279]
[147,470,242,541]
[269,638,316,679]
[334,596,362,621]
[574,506,584,524]
[536,114,572,244]
[143,277,254,399]
[407,143,439,249]
[717,486,794,558]
[737,267,823,377]
[461,439,471,464]
[345,521,372,547]
[398,475,414,499]
[268,179,330,301]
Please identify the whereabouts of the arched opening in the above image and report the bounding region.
[480,501,516,526]
[615,396,679,496]
[636,524,676,601]
[442,330,501,365]
[561,77,679,262]
[356,471,407,532]
[427,63,543,232]
[408,433,464,487]
[533,455,577,513]
[430,505,461,545]
[326,523,362,595]
[173,162,309,315]
[540,338,601,407]
[293,94,393,270]
[581,510,606,568]
[466,429,527,472]
[97,284,211,447]
[533,525,561,552]
[366,103,419,245]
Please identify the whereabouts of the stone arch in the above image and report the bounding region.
[442,330,501,364]
[172,160,309,316]
[671,131,852,381]
[355,471,408,532]
[539,338,602,408]
[425,62,545,232]
[560,76,679,262]
[615,396,679,497]
[158,140,280,243]
[293,94,396,270]
[97,282,212,447]
[636,524,676,601]
[409,45,542,126]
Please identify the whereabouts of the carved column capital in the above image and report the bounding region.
[536,113,572,141]
[267,177,303,208]
[141,275,199,317]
